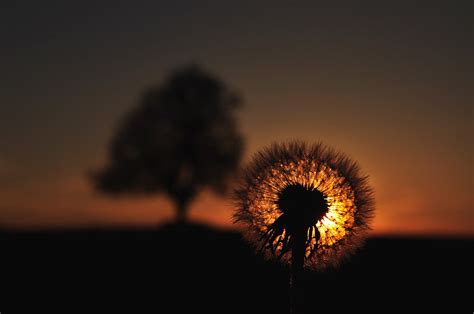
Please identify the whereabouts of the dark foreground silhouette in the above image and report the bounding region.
[1,223,472,311]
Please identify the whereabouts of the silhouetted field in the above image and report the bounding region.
[1,223,472,312]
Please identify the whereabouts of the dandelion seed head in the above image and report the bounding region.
[234,141,375,270]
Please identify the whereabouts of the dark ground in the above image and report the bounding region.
[1,222,472,312]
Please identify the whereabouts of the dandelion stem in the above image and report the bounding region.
[289,229,306,314]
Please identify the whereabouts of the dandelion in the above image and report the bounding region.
[234,141,374,313]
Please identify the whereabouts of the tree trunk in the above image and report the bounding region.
[176,198,189,223]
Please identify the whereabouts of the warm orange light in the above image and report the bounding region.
[248,160,356,259]
[234,142,374,269]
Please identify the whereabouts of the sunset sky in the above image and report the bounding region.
[1,1,472,234]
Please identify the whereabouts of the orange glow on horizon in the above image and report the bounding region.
[0,170,472,237]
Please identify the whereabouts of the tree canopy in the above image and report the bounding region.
[93,64,244,220]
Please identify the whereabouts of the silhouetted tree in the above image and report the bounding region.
[93,64,244,222]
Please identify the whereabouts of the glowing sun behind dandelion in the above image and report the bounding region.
[234,141,375,270]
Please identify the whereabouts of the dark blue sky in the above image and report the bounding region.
[1,1,472,233]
